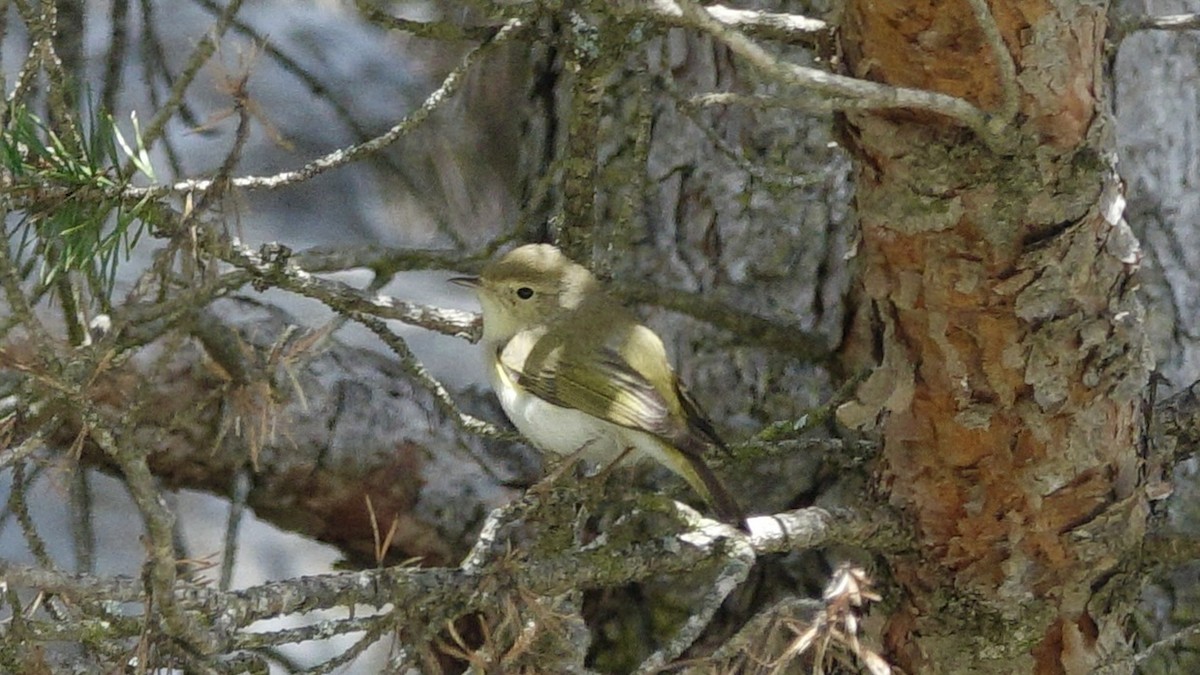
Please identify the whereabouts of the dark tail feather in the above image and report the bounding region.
[684,454,748,531]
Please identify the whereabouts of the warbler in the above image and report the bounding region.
[452,244,745,527]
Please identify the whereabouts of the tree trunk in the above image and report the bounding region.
[837,1,1152,672]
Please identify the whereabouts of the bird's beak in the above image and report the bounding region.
[449,275,481,289]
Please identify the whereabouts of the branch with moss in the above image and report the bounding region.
[0,502,904,670]
[647,0,1015,151]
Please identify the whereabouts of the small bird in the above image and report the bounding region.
[452,244,745,527]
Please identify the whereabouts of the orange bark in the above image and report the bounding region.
[839,1,1149,672]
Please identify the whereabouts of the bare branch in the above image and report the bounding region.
[965,0,1019,124]
[218,471,250,592]
[637,505,756,673]
[1096,618,1200,674]
[139,0,246,148]
[225,241,479,341]
[40,374,224,657]
[210,237,515,445]
[291,244,489,275]
[0,420,57,471]
[68,470,97,576]
[1113,13,1200,43]
[354,0,504,41]
[615,283,830,362]
[7,463,53,568]
[190,0,445,222]
[662,0,1015,151]
[630,0,832,47]
[351,310,514,443]
[125,18,524,199]
[665,79,827,188]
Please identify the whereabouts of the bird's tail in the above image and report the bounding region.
[678,452,748,531]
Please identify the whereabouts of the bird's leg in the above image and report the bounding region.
[593,445,635,483]
[528,437,599,496]
[575,446,636,521]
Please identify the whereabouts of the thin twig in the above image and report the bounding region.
[111,270,253,352]
[353,0,500,41]
[139,0,246,149]
[0,0,9,97]
[101,0,130,115]
[20,0,80,141]
[291,244,483,275]
[635,504,756,674]
[1113,13,1200,43]
[219,470,251,592]
[0,204,59,358]
[614,283,830,362]
[6,0,44,110]
[300,613,396,674]
[68,393,223,656]
[8,462,54,568]
[69,469,97,574]
[212,237,513,444]
[189,0,441,230]
[0,422,54,471]
[965,0,1019,125]
[669,83,827,189]
[139,0,201,130]
[350,311,512,442]
[229,612,389,650]
[125,18,525,200]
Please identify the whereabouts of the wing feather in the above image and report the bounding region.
[497,321,743,526]
[497,324,726,457]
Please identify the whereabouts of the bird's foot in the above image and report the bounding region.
[527,438,598,497]
[593,445,635,484]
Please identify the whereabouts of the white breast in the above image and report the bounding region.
[488,359,672,469]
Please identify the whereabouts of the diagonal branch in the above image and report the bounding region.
[965,0,1019,124]
[663,0,1015,151]
[138,0,246,149]
[124,18,524,199]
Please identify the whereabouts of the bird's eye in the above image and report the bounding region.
[516,287,534,300]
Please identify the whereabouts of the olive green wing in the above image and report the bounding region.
[498,327,678,438]
[498,325,744,526]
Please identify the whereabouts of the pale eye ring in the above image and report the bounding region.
[516,287,534,299]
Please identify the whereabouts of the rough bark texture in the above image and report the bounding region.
[521,4,854,514]
[506,5,857,669]
[837,1,1153,672]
